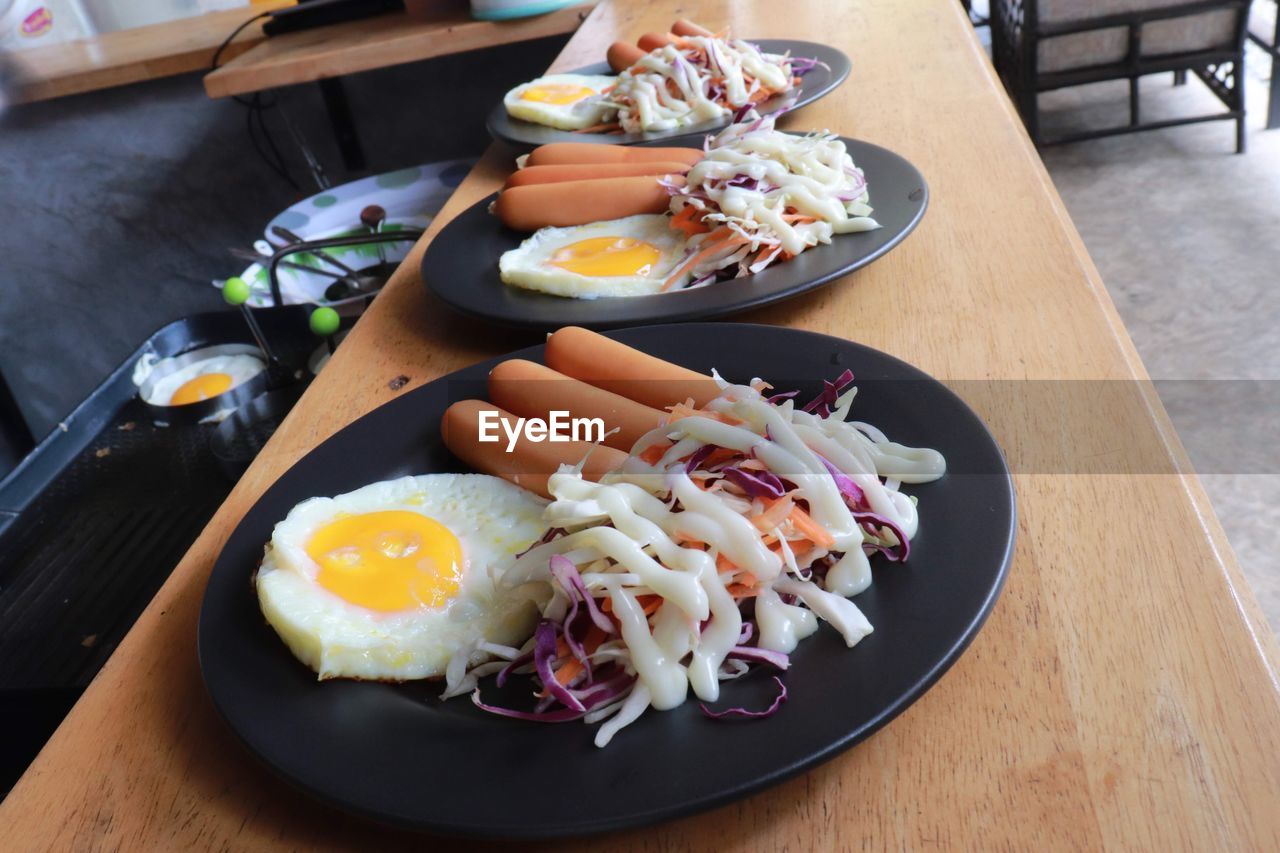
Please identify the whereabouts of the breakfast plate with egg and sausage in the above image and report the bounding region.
[422,112,927,330]
[487,18,851,147]
[199,323,1014,837]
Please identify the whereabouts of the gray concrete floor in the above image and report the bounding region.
[1037,46,1280,635]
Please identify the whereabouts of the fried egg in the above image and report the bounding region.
[499,214,690,298]
[141,353,265,407]
[503,73,617,130]
[256,474,550,681]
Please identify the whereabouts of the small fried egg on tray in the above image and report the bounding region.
[502,73,617,131]
[255,474,549,681]
[498,214,690,297]
[136,352,265,407]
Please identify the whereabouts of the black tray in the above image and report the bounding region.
[0,309,312,794]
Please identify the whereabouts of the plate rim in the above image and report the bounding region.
[197,322,1015,839]
[486,38,852,148]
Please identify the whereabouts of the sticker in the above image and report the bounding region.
[21,7,53,37]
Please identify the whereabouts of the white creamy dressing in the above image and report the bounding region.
[608,37,794,133]
[499,375,945,733]
[678,124,882,257]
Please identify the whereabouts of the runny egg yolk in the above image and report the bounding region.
[169,372,233,405]
[520,83,596,104]
[547,237,662,278]
[305,510,463,612]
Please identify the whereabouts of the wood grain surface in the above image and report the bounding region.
[5,0,1280,849]
[9,2,290,105]
[202,2,596,99]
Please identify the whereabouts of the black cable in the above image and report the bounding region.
[246,94,299,190]
[212,10,301,191]
[255,95,295,186]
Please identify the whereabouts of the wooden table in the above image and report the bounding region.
[6,0,1280,848]
[202,2,595,99]
[7,2,289,105]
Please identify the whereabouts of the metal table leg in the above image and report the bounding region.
[1248,2,1280,129]
[318,77,366,171]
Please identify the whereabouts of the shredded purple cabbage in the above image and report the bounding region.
[817,453,867,510]
[726,645,791,670]
[767,389,800,404]
[722,465,787,499]
[700,676,789,719]
[470,693,588,723]
[549,554,615,635]
[801,368,856,417]
[854,510,911,562]
[515,527,565,559]
[495,649,532,688]
[788,56,831,77]
[683,444,715,473]
[533,620,586,712]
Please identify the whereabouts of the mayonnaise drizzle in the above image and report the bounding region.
[607,37,794,133]
[479,373,944,742]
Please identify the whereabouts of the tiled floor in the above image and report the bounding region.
[1036,47,1280,635]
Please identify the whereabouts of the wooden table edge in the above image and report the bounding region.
[202,3,597,100]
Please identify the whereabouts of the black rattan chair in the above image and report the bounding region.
[991,0,1253,151]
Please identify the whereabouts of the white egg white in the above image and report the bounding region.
[503,73,618,130]
[143,353,265,407]
[256,474,551,681]
[499,214,691,299]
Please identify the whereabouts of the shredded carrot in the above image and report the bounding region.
[726,583,759,600]
[662,227,750,292]
[600,593,661,617]
[753,496,795,532]
[555,656,583,686]
[670,205,711,237]
[667,402,742,426]
[781,213,818,224]
[716,552,737,573]
[702,447,741,468]
[787,504,836,550]
[639,442,670,465]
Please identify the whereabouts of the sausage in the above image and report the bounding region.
[637,32,677,52]
[488,359,665,452]
[607,41,646,73]
[493,176,678,231]
[441,399,626,499]
[504,161,690,189]
[525,142,703,168]
[544,327,721,410]
[671,19,714,37]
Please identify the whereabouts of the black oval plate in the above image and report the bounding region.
[198,323,1014,839]
[422,137,927,331]
[487,39,851,148]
